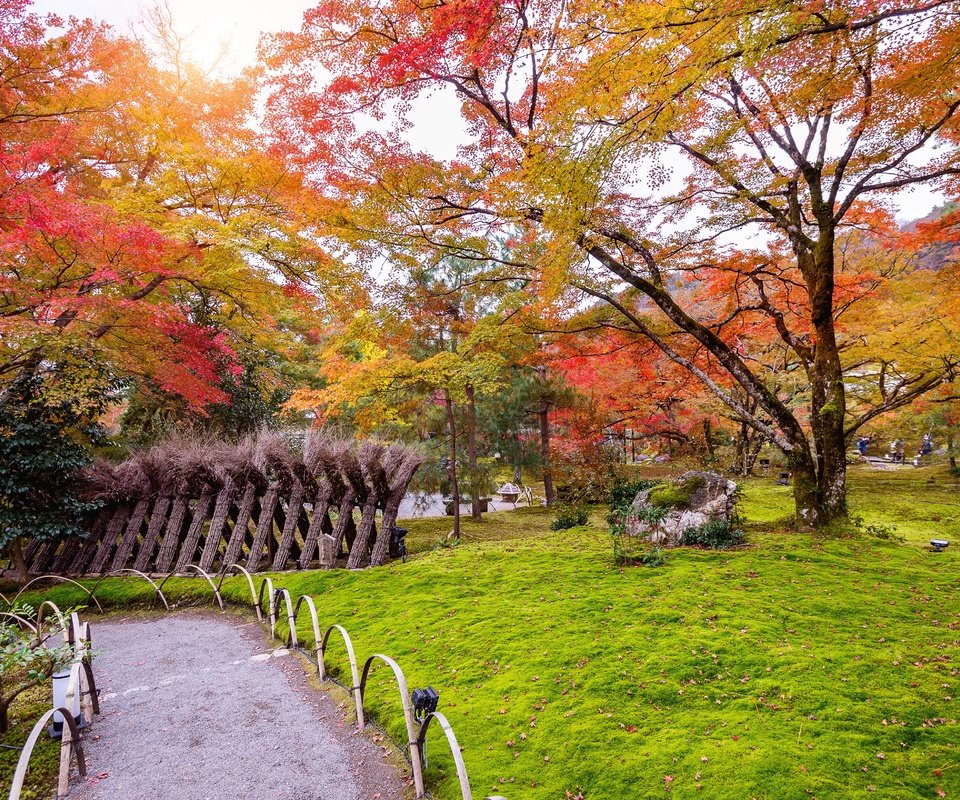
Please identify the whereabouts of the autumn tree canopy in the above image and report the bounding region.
[0,0,352,417]
[262,0,960,527]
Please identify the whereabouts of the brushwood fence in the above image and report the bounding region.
[20,432,424,578]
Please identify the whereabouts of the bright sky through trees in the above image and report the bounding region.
[30,0,947,220]
[32,0,469,162]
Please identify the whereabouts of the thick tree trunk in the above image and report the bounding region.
[8,537,28,584]
[539,401,555,507]
[445,391,460,540]
[789,443,824,530]
[806,243,847,523]
[745,434,764,476]
[734,420,748,475]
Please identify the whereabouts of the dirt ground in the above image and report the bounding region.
[66,611,408,800]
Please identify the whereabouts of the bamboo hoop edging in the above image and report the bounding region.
[272,587,296,645]
[216,564,260,621]
[256,577,275,636]
[68,614,100,719]
[292,595,321,665]
[359,653,425,799]
[37,601,68,641]
[9,576,102,613]
[158,566,223,611]
[417,711,473,800]
[6,706,86,800]
[4,574,489,800]
[320,623,365,730]
[6,640,92,800]
[89,570,169,611]
[0,612,38,634]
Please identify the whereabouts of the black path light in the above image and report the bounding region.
[412,686,439,723]
[931,539,950,553]
[412,686,440,769]
[389,526,408,562]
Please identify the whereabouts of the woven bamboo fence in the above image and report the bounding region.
[23,432,424,577]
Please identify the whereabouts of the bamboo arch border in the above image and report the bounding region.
[2,574,500,800]
[6,610,99,800]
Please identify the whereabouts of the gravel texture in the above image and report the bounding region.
[67,611,407,800]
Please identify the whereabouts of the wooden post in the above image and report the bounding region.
[222,483,258,568]
[133,497,171,573]
[199,481,237,572]
[89,505,131,574]
[155,496,191,573]
[272,479,306,571]
[175,491,214,572]
[110,498,151,572]
[246,484,280,572]
[319,534,337,567]
[299,485,332,568]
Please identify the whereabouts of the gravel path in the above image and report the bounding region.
[67,612,407,800]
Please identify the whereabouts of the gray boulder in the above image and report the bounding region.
[626,471,737,547]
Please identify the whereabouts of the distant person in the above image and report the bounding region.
[894,440,905,464]
[857,436,870,457]
[922,433,933,456]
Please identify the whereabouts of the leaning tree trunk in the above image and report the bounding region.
[445,391,460,540]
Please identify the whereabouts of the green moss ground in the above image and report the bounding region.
[0,685,61,800]
[6,466,959,799]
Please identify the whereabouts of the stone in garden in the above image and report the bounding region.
[626,471,737,547]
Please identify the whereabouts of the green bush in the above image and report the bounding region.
[550,503,589,530]
[679,518,744,549]
[607,476,661,511]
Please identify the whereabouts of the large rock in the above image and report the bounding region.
[626,471,737,547]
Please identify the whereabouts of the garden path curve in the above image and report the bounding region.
[66,612,405,800]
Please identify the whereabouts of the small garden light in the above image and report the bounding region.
[931,539,949,553]
[411,686,439,723]
[49,668,87,739]
[389,526,408,561]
